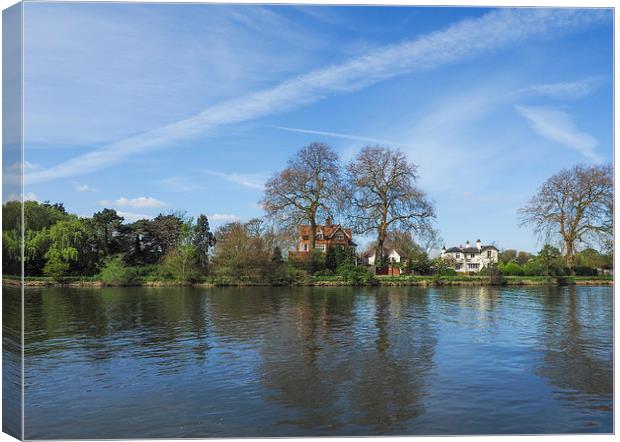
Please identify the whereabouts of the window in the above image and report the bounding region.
[314,244,326,252]
[303,244,308,251]
[334,231,345,240]
[468,263,479,270]
[455,254,460,259]
[455,263,462,270]
[470,253,475,258]
[487,250,492,258]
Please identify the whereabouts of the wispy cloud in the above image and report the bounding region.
[276,126,414,148]
[517,77,603,100]
[99,196,167,208]
[515,105,601,162]
[202,169,266,190]
[159,177,207,192]
[74,183,99,192]
[25,8,607,185]
[209,213,241,223]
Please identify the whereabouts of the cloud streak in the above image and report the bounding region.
[276,126,414,147]
[517,77,603,100]
[515,105,601,162]
[25,8,607,184]
[202,169,266,190]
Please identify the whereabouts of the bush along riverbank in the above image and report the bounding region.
[4,272,613,288]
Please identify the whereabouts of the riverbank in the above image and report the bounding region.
[3,274,613,288]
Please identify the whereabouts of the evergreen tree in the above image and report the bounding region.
[194,214,216,269]
[325,246,338,271]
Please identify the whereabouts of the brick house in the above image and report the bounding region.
[289,218,357,260]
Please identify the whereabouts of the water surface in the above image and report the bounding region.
[17,285,613,438]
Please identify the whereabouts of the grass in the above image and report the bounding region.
[4,273,613,287]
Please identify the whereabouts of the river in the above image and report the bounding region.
[5,285,613,438]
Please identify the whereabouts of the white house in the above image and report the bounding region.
[440,239,498,273]
[363,247,405,266]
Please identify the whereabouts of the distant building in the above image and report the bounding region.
[440,239,498,273]
[362,247,406,266]
[290,218,357,260]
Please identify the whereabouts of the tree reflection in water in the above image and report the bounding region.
[257,287,437,434]
[535,286,612,409]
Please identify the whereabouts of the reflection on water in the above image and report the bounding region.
[18,285,612,438]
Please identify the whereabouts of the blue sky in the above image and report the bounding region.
[19,4,613,253]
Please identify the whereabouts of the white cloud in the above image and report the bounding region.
[24,8,607,185]
[74,183,99,192]
[99,196,167,208]
[116,211,152,222]
[209,213,241,223]
[202,170,265,190]
[515,105,601,162]
[7,192,38,202]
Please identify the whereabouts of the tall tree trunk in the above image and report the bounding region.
[565,240,575,275]
[376,228,386,266]
[310,219,317,251]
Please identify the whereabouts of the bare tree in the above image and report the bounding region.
[519,163,613,275]
[346,146,435,264]
[261,142,344,250]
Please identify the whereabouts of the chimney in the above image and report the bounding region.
[465,240,470,249]
[326,217,332,226]
[476,239,482,250]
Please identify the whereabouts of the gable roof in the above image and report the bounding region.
[363,247,406,258]
[444,244,498,253]
[298,224,354,241]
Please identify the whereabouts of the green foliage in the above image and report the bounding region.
[91,208,124,254]
[407,250,432,275]
[336,263,376,285]
[522,259,545,276]
[194,214,216,270]
[432,256,457,280]
[99,256,140,286]
[325,246,338,271]
[310,249,326,273]
[537,245,563,277]
[499,261,524,276]
[44,218,101,277]
[573,266,598,276]
[159,246,200,283]
[43,255,71,281]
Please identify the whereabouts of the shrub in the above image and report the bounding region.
[522,259,545,276]
[500,261,524,276]
[43,255,71,281]
[159,248,200,283]
[574,266,597,276]
[336,264,376,285]
[99,256,140,286]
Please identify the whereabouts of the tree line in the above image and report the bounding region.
[1,143,613,283]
